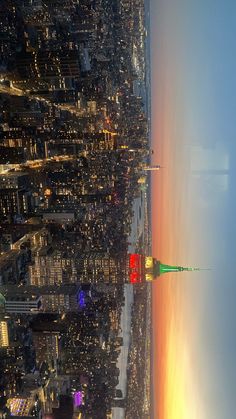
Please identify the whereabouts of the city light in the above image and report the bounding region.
[74,391,83,407]
[77,291,86,308]
[0,1,152,418]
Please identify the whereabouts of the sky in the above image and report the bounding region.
[150,0,236,418]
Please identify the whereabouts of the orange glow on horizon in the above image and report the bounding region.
[151,76,199,417]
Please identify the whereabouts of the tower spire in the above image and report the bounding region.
[143,164,162,171]
[158,263,201,275]
[153,260,209,278]
[128,254,207,283]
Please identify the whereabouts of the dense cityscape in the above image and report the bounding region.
[0,1,151,418]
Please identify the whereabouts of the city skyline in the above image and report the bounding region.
[0,1,151,418]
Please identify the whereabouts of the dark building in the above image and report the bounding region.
[0,173,33,218]
[52,395,73,419]
[0,146,26,164]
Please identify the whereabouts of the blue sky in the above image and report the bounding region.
[151,0,236,417]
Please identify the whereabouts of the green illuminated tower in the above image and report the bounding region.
[129,254,203,283]
[153,260,201,276]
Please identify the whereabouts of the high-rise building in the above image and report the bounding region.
[29,249,78,287]
[41,293,77,313]
[0,248,31,286]
[142,164,161,171]
[5,295,42,314]
[0,172,33,218]
[15,51,81,90]
[128,253,201,283]
[0,320,9,347]
[6,397,38,417]
[77,251,128,284]
[32,331,60,369]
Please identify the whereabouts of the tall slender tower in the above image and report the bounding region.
[143,165,161,171]
[129,254,201,283]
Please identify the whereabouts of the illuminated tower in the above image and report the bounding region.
[143,164,161,171]
[129,254,201,283]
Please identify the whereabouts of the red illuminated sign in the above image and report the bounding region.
[129,254,143,283]
[129,253,140,269]
[130,271,141,283]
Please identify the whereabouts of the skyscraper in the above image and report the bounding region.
[4,295,42,314]
[0,321,9,347]
[142,164,161,171]
[129,253,201,283]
